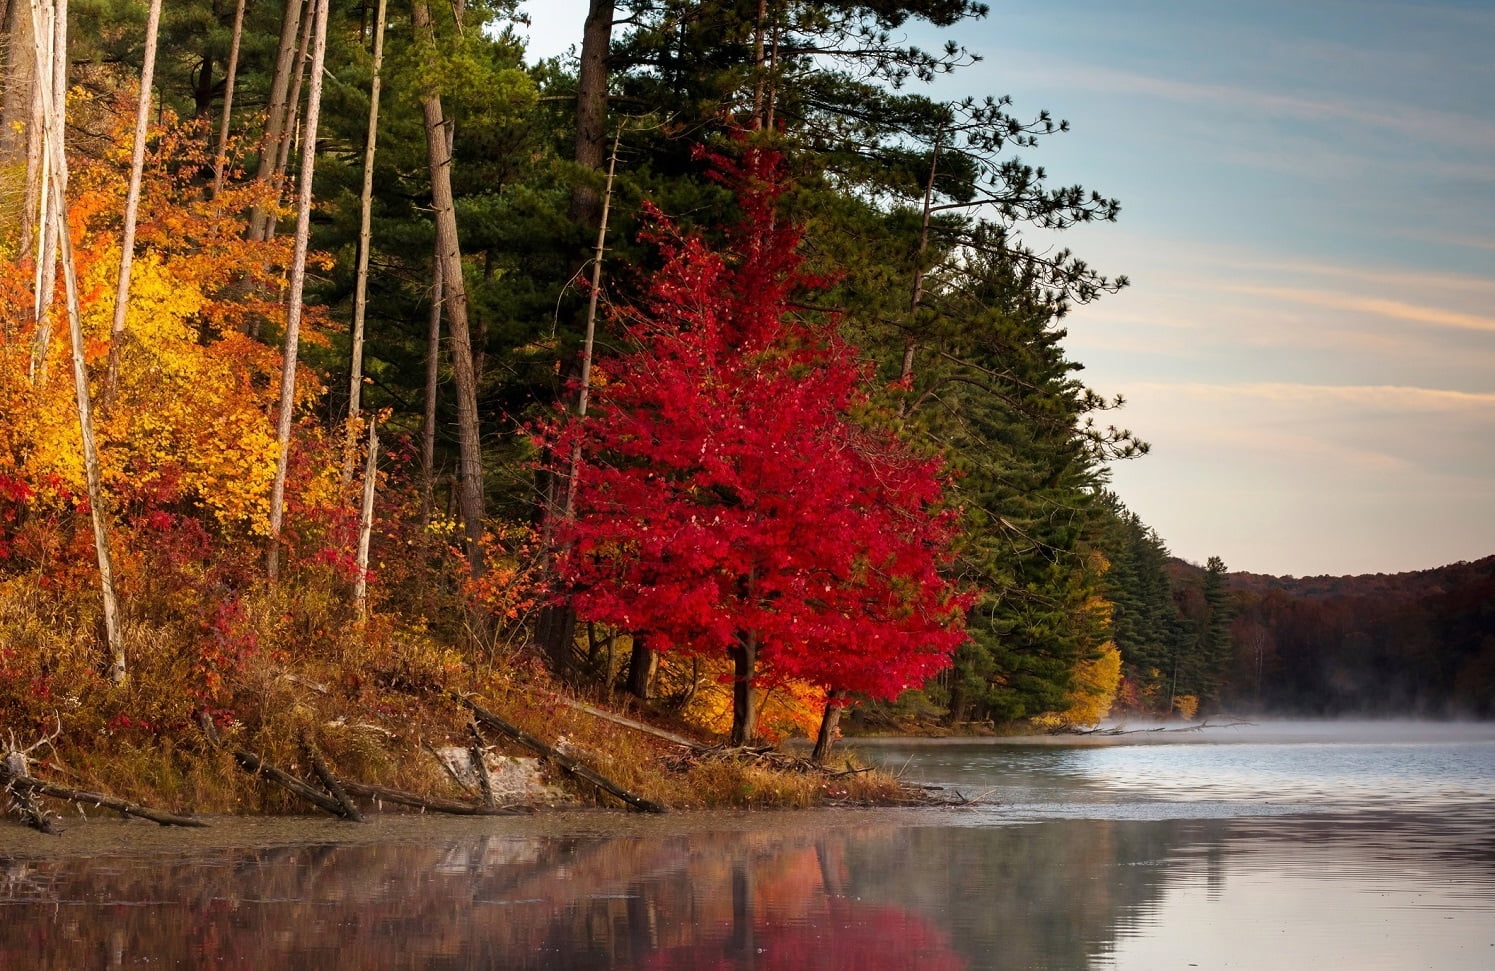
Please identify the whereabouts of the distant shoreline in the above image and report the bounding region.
[844,718,1495,747]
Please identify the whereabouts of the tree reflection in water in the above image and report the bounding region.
[0,818,1068,969]
[11,806,1480,969]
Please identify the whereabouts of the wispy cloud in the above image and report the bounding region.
[1223,286,1495,334]
[993,55,1495,154]
[1122,381,1495,410]
[1232,259,1495,296]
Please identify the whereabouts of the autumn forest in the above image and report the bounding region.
[0,0,1489,815]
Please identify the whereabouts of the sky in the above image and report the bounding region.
[517,0,1495,578]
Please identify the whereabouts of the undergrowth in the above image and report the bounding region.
[0,561,905,817]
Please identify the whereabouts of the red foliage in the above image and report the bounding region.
[546,144,967,707]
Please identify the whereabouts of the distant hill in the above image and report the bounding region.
[1168,556,1495,717]
[1219,555,1495,602]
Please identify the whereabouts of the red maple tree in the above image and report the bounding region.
[549,144,968,745]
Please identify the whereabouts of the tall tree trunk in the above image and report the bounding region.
[539,125,623,673]
[750,0,766,126]
[30,0,124,682]
[210,0,246,198]
[568,0,612,226]
[419,249,441,530]
[344,0,387,479]
[354,417,378,620]
[728,632,758,747]
[2,0,37,265]
[266,0,330,581]
[248,0,305,240]
[901,131,943,393]
[191,40,214,118]
[271,6,315,205]
[811,689,848,764]
[626,633,654,700]
[562,125,620,517]
[102,0,162,410]
[414,0,484,575]
[27,0,64,384]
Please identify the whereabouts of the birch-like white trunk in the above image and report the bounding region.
[248,0,305,240]
[102,0,162,408]
[345,0,387,479]
[354,418,378,621]
[210,0,246,199]
[266,0,330,581]
[26,0,61,384]
[29,0,125,682]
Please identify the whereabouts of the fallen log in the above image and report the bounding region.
[4,724,65,833]
[557,698,710,752]
[467,722,497,809]
[4,772,206,827]
[302,734,364,822]
[199,713,357,820]
[3,771,64,834]
[229,746,355,818]
[335,779,530,816]
[452,692,666,814]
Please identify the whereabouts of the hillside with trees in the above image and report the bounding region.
[1217,557,1495,717]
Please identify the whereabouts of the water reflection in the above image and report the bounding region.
[10,812,1467,970]
[3,728,1494,969]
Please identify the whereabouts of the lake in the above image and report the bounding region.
[2,721,1493,969]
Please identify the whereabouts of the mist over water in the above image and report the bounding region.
[3,720,1492,969]
[853,719,1495,821]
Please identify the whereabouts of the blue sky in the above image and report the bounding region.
[520,0,1495,577]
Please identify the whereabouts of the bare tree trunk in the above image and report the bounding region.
[266,0,330,582]
[562,125,620,517]
[345,0,387,477]
[414,0,484,575]
[901,132,943,392]
[728,632,758,747]
[419,250,441,530]
[811,689,848,764]
[750,0,766,126]
[210,0,246,199]
[2,0,38,265]
[539,125,622,673]
[30,0,124,682]
[26,0,63,385]
[248,0,305,240]
[626,633,654,701]
[354,417,377,621]
[102,0,162,410]
[271,6,315,205]
[568,0,612,226]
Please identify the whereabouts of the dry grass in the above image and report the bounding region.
[0,567,922,818]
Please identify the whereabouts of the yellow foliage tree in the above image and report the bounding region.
[0,108,333,537]
[1031,581,1124,730]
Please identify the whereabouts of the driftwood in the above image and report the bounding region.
[302,733,364,822]
[467,722,497,808]
[199,713,358,820]
[558,698,710,752]
[4,772,206,828]
[335,779,529,816]
[4,723,65,833]
[228,746,355,818]
[453,692,666,813]
[3,764,64,835]
[4,719,203,830]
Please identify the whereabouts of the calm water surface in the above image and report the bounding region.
[2,721,1493,969]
